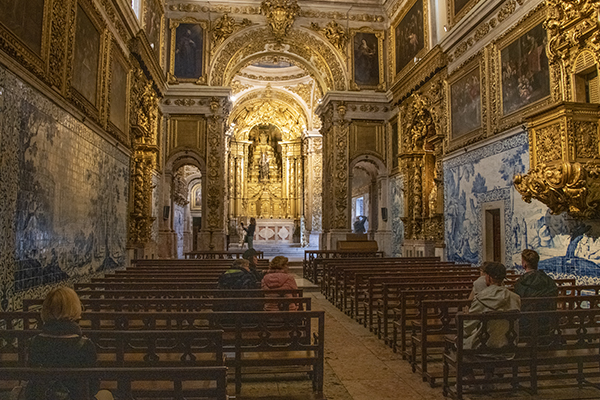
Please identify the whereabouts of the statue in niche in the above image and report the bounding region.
[251,131,280,182]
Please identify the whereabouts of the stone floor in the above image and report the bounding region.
[233,291,600,400]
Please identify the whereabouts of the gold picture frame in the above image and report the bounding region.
[191,182,202,210]
[391,0,429,83]
[143,0,163,63]
[0,0,52,81]
[349,27,385,91]
[490,8,553,133]
[168,18,209,85]
[448,0,482,29]
[447,54,487,150]
[106,41,131,145]
[67,0,108,124]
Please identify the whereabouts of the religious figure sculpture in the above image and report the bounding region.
[251,132,279,182]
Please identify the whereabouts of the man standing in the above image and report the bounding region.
[514,249,557,336]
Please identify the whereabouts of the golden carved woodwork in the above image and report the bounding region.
[309,21,348,53]
[129,153,156,244]
[515,102,600,218]
[398,92,445,242]
[210,26,347,92]
[260,0,300,41]
[211,13,253,53]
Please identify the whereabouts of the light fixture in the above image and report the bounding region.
[444,25,448,32]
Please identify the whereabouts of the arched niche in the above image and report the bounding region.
[209,26,348,91]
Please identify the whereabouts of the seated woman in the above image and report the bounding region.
[25,286,113,400]
[261,256,299,311]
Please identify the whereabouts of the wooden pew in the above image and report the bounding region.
[75,288,304,300]
[131,258,269,268]
[442,308,600,400]
[23,296,311,312]
[302,250,385,283]
[412,294,600,387]
[0,367,228,400]
[183,250,264,259]
[0,310,325,394]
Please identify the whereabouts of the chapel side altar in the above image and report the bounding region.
[254,219,297,243]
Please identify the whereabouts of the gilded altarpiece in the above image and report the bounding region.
[399,92,445,255]
[514,0,600,219]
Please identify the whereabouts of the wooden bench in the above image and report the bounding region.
[183,250,264,259]
[442,308,600,399]
[0,366,228,400]
[303,250,384,283]
[0,310,325,394]
[131,258,269,268]
[413,294,600,387]
[75,288,304,300]
[23,296,311,312]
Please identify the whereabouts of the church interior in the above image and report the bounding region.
[2,0,600,398]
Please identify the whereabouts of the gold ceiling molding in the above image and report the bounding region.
[515,102,600,219]
[209,26,347,91]
[301,10,384,22]
[391,45,446,105]
[260,0,300,41]
[236,54,311,79]
[448,0,527,63]
[231,80,253,94]
[234,86,307,121]
[309,21,348,54]
[284,82,315,108]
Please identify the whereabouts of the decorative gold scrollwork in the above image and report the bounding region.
[260,0,300,41]
[514,161,600,218]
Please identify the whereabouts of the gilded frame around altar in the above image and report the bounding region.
[67,0,108,123]
[490,7,553,132]
[391,0,429,83]
[106,40,131,144]
[349,27,385,91]
[168,18,209,85]
[447,53,486,150]
[0,0,52,80]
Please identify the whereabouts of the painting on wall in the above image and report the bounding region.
[394,0,425,77]
[72,3,101,106]
[109,52,128,135]
[444,131,600,284]
[450,66,481,139]
[351,30,383,90]
[500,22,550,116]
[170,21,205,82]
[144,0,162,60]
[191,183,202,210]
[0,0,45,55]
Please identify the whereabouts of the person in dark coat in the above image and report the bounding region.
[243,248,264,281]
[514,249,558,337]
[353,215,367,234]
[217,259,260,290]
[241,217,257,249]
[25,287,113,400]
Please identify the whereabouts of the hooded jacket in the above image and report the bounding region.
[217,268,260,290]
[463,284,521,350]
[514,270,558,303]
[261,272,298,311]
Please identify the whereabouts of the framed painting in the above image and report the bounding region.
[144,0,162,60]
[0,0,47,56]
[169,18,208,84]
[451,66,481,139]
[500,22,550,116]
[392,0,428,79]
[351,28,384,91]
[72,2,103,107]
[191,183,202,210]
[449,0,481,28]
[108,43,130,142]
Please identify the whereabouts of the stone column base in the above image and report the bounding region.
[321,230,352,251]
[158,229,177,258]
[373,230,393,256]
[198,230,227,251]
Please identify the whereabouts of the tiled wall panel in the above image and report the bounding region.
[444,131,600,284]
[0,65,130,310]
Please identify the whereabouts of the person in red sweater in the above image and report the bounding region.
[261,256,299,311]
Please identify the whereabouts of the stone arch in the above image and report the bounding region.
[209,26,348,92]
[164,151,206,176]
